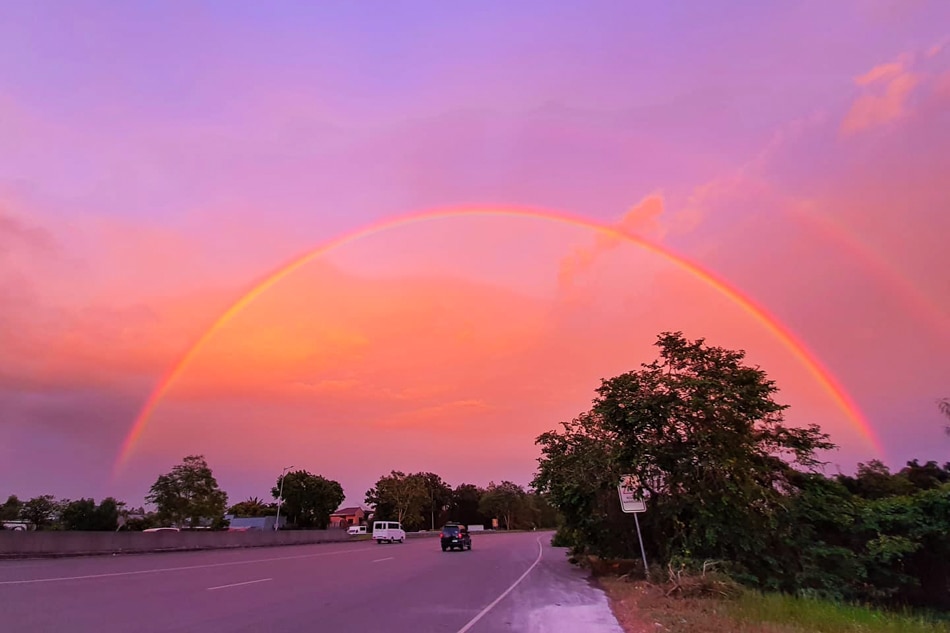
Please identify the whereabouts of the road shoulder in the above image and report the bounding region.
[469,536,625,633]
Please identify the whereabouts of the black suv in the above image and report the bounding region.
[440,523,472,551]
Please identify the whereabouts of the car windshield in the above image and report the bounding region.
[443,526,460,534]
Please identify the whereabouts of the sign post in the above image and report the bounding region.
[618,474,649,574]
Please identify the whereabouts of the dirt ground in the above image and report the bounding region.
[598,577,790,633]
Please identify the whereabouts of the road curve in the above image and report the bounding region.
[0,531,622,633]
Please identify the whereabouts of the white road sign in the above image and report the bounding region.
[618,474,646,513]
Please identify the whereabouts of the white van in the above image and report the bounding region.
[347,525,367,536]
[372,521,406,544]
[2,521,33,531]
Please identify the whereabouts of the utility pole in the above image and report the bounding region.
[274,465,294,531]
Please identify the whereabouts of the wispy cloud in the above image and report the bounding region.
[841,39,949,135]
[842,69,919,134]
[558,193,665,290]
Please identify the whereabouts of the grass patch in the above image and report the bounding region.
[600,578,950,633]
[726,592,949,633]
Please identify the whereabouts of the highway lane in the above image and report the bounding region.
[0,531,620,632]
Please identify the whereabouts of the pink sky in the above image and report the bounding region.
[1,2,949,508]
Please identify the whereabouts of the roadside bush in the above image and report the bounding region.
[550,526,577,549]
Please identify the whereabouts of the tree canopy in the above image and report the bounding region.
[479,481,528,530]
[20,495,59,529]
[365,471,428,529]
[145,455,228,528]
[271,470,344,529]
[536,332,834,570]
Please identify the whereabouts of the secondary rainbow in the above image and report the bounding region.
[113,205,883,474]
[789,208,948,341]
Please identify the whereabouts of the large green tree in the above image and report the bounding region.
[534,332,834,580]
[146,455,228,528]
[271,471,344,529]
[365,471,427,529]
[479,481,528,530]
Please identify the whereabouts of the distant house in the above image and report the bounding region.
[329,507,366,528]
[224,515,286,531]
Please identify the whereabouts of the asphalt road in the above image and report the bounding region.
[0,531,622,633]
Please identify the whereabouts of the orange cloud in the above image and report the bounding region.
[854,57,909,86]
[558,193,665,290]
[166,261,555,403]
[842,71,918,134]
[0,203,246,394]
[838,42,950,135]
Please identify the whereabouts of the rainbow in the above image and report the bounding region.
[113,205,883,475]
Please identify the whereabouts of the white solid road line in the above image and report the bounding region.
[0,546,379,586]
[455,538,544,633]
[372,557,394,563]
[207,578,272,591]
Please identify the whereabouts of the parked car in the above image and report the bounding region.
[372,521,405,544]
[440,522,471,551]
[347,525,367,536]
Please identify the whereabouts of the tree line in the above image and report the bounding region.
[533,331,950,611]
[0,454,230,532]
[364,471,558,531]
[1,495,125,531]
[225,470,558,531]
[3,458,558,533]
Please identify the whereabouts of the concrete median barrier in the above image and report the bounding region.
[0,529,352,559]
